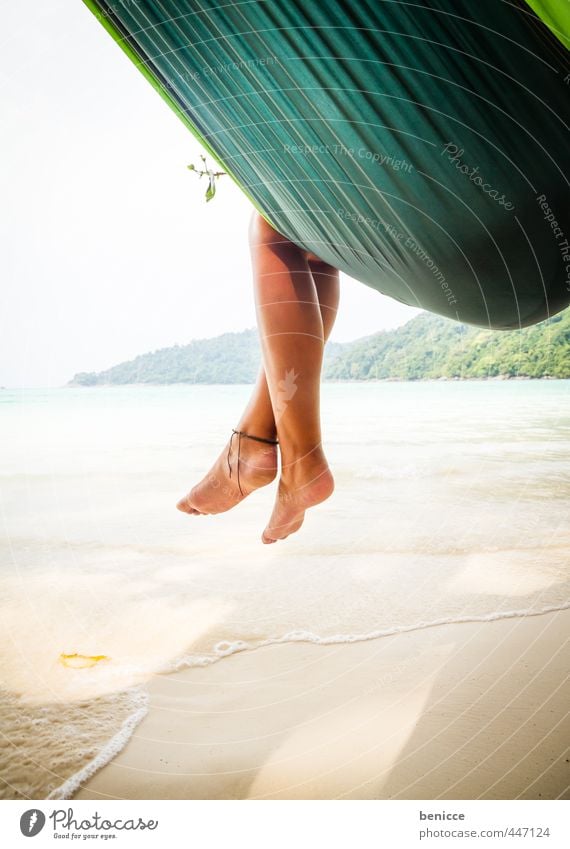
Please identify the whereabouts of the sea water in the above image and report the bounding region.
[1,381,569,797]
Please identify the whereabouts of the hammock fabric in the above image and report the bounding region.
[83,0,570,329]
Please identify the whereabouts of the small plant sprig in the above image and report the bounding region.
[187,154,226,202]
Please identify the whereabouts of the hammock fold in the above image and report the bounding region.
[83,0,570,329]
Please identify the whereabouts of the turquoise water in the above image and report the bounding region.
[1,381,569,798]
[2,379,569,543]
[2,378,570,566]
[2,380,570,579]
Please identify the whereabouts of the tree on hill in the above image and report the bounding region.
[69,309,570,385]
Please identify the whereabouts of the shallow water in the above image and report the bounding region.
[1,381,569,797]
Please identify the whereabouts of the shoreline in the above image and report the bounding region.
[3,378,569,390]
[64,376,569,388]
[74,608,570,801]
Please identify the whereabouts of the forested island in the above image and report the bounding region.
[69,310,570,385]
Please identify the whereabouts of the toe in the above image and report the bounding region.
[261,530,277,544]
[176,495,197,513]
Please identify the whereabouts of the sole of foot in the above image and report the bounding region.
[261,464,334,544]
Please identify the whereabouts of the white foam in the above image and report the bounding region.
[0,686,149,801]
[2,383,569,797]
[47,689,149,800]
[170,601,570,671]
[17,602,569,800]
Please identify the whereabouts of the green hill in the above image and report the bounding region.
[326,310,570,380]
[69,329,344,386]
[69,310,570,385]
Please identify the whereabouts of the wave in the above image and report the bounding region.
[167,600,570,671]
[0,686,148,801]
[57,601,570,800]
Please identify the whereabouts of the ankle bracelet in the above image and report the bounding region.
[227,428,279,496]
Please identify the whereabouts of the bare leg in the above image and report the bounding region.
[177,218,339,518]
[249,214,337,543]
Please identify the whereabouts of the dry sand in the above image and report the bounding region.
[74,609,570,800]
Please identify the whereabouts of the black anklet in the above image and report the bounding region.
[227,428,279,496]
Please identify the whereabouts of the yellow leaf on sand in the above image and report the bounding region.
[59,653,110,669]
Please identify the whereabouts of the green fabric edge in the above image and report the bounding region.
[523,0,570,50]
[81,0,274,226]
[82,0,568,237]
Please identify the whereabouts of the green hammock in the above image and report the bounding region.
[83,0,570,330]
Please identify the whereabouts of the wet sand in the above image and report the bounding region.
[74,608,570,800]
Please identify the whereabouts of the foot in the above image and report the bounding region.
[177,431,278,515]
[261,450,334,543]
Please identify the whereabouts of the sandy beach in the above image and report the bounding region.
[1,384,568,800]
[74,608,569,800]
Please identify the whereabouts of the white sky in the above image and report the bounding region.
[0,0,418,388]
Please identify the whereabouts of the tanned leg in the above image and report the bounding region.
[176,216,339,520]
[249,214,337,543]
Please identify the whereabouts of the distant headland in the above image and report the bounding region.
[68,311,570,386]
